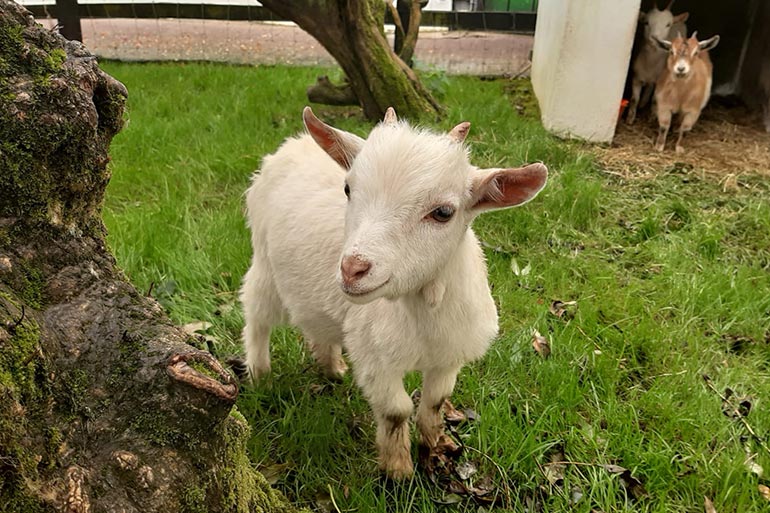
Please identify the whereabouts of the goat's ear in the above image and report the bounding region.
[383,107,398,125]
[673,11,688,23]
[651,35,672,51]
[303,106,364,170]
[470,163,548,213]
[698,35,720,51]
[448,122,471,143]
[638,10,646,22]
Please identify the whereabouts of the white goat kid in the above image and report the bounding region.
[652,32,720,153]
[626,0,689,125]
[240,107,548,478]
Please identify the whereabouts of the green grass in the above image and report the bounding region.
[101,61,770,512]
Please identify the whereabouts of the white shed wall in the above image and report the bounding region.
[531,0,641,143]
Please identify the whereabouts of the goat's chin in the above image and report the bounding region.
[340,280,390,305]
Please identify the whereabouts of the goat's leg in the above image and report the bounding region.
[626,78,643,125]
[357,368,414,479]
[675,110,700,154]
[240,258,284,383]
[416,367,460,449]
[303,324,347,379]
[639,83,655,109]
[654,108,672,152]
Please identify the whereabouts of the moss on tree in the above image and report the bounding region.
[0,1,306,511]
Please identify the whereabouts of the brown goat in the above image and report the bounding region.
[652,32,720,153]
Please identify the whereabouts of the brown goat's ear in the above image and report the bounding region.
[303,106,365,170]
[698,35,720,52]
[470,163,548,213]
[651,35,672,51]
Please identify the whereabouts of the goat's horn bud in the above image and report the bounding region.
[383,107,397,125]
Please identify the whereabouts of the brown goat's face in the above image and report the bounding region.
[667,36,699,78]
[654,33,720,80]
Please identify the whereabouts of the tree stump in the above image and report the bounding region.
[0,2,302,511]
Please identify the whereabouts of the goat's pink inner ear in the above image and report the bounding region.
[472,163,548,212]
[302,106,362,169]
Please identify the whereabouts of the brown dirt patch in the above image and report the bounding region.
[595,99,770,181]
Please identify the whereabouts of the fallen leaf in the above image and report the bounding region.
[549,300,576,320]
[181,321,212,335]
[571,485,584,505]
[444,399,467,424]
[532,330,551,358]
[602,464,647,500]
[745,459,764,477]
[314,490,333,513]
[758,484,770,501]
[463,408,480,422]
[419,433,462,482]
[511,258,531,277]
[432,493,463,505]
[257,462,292,485]
[447,479,468,494]
[455,460,478,481]
[704,496,717,513]
[745,446,764,477]
[544,448,566,487]
[722,388,753,419]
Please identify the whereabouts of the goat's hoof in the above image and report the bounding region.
[322,359,348,381]
[383,461,414,480]
[675,145,685,154]
[654,144,665,152]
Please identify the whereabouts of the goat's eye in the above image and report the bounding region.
[430,205,455,223]
[344,183,350,199]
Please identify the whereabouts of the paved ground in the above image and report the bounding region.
[37,17,533,75]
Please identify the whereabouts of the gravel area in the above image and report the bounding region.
[36,17,533,75]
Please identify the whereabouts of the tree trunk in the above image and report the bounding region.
[259,0,442,121]
[0,2,302,511]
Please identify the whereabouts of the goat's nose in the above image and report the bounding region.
[340,255,371,285]
[676,65,686,73]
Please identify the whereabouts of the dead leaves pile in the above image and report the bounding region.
[420,399,503,507]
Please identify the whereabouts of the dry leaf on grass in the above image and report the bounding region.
[704,496,717,513]
[602,464,647,500]
[758,484,770,501]
[257,462,292,486]
[443,398,466,424]
[181,321,212,334]
[511,258,531,277]
[722,388,753,419]
[455,460,478,481]
[419,433,463,482]
[549,300,577,320]
[532,330,551,358]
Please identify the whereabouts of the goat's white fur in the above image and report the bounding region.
[240,108,547,478]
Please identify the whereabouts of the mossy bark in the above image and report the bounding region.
[0,2,304,511]
[259,0,442,121]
